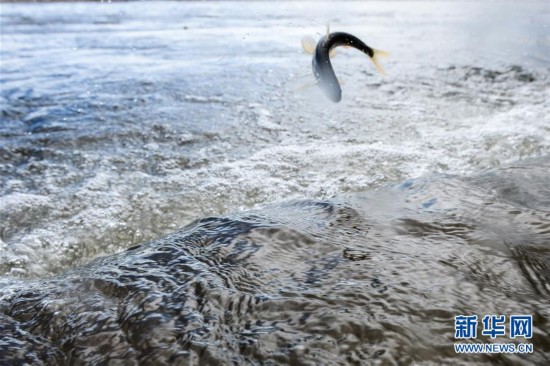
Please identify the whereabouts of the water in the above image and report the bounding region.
[1,1,549,364]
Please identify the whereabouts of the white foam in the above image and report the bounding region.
[1,1,549,278]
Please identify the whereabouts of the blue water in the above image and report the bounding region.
[1,1,549,364]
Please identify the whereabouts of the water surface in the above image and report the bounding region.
[1,1,549,364]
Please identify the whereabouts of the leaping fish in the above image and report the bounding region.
[301,26,389,103]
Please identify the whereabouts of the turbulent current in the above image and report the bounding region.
[1,1,549,365]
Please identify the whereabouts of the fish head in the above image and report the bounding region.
[319,80,342,102]
[313,59,342,103]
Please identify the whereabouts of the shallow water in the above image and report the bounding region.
[1,158,550,364]
[1,1,550,364]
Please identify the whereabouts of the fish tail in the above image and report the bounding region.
[370,48,390,76]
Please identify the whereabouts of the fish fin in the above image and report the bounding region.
[293,73,315,79]
[326,23,336,57]
[301,35,316,54]
[370,48,390,76]
[295,81,318,92]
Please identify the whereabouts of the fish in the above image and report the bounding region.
[302,27,389,103]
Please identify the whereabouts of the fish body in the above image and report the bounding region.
[308,31,388,103]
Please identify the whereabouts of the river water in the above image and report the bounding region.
[1,1,549,364]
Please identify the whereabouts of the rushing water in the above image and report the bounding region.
[1,1,550,364]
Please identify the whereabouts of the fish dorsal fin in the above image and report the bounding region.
[301,35,316,54]
[326,23,336,57]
